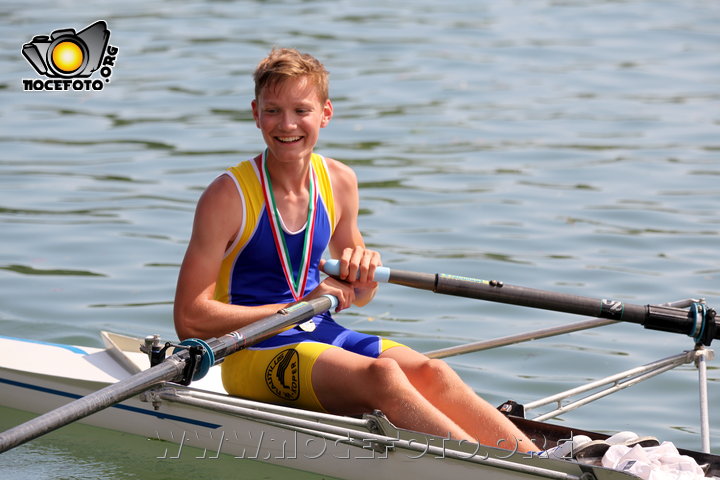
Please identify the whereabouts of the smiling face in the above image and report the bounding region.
[252,75,333,166]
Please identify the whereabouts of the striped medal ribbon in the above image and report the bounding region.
[259,151,318,332]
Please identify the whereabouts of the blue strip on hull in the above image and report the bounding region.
[0,376,222,429]
[0,335,88,355]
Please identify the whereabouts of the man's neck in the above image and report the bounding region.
[264,153,312,194]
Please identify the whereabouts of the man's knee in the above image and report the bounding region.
[415,358,456,389]
[363,357,422,412]
[367,357,405,384]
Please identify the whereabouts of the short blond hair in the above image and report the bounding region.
[253,48,329,102]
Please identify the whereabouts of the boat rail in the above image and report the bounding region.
[153,387,589,480]
[426,298,714,453]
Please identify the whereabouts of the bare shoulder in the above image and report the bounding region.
[324,157,358,192]
[323,157,360,235]
[196,173,241,211]
[191,173,242,244]
[204,172,238,199]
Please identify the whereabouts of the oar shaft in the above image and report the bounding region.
[403,271,717,343]
[323,260,717,345]
[0,357,185,453]
[425,271,647,321]
[0,295,337,453]
[209,295,337,360]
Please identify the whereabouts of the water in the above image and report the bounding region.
[1,0,719,477]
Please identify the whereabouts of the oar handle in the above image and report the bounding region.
[323,259,391,282]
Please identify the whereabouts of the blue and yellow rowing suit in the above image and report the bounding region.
[218,153,402,411]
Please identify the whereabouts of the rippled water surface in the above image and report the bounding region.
[1,1,719,478]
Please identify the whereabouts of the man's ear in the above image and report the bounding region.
[321,99,333,128]
[251,99,260,128]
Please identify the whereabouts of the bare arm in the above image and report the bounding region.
[322,158,381,307]
[173,175,288,340]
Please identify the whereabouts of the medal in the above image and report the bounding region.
[259,150,318,302]
[298,320,316,332]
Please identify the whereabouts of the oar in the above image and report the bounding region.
[323,260,718,346]
[0,295,337,453]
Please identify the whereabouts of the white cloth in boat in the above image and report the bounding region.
[602,442,706,480]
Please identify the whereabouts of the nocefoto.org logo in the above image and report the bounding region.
[21,20,119,92]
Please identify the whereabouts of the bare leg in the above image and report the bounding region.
[311,347,471,440]
[380,346,538,453]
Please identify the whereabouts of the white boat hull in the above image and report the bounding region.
[0,334,715,480]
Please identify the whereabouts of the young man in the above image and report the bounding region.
[173,48,537,452]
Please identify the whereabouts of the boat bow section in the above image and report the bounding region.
[0,335,132,385]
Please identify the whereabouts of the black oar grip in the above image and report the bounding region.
[644,305,696,335]
[643,304,718,346]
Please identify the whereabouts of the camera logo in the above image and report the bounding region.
[22,20,119,91]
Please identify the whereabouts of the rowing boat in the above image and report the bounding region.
[1,267,719,479]
[0,325,717,480]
